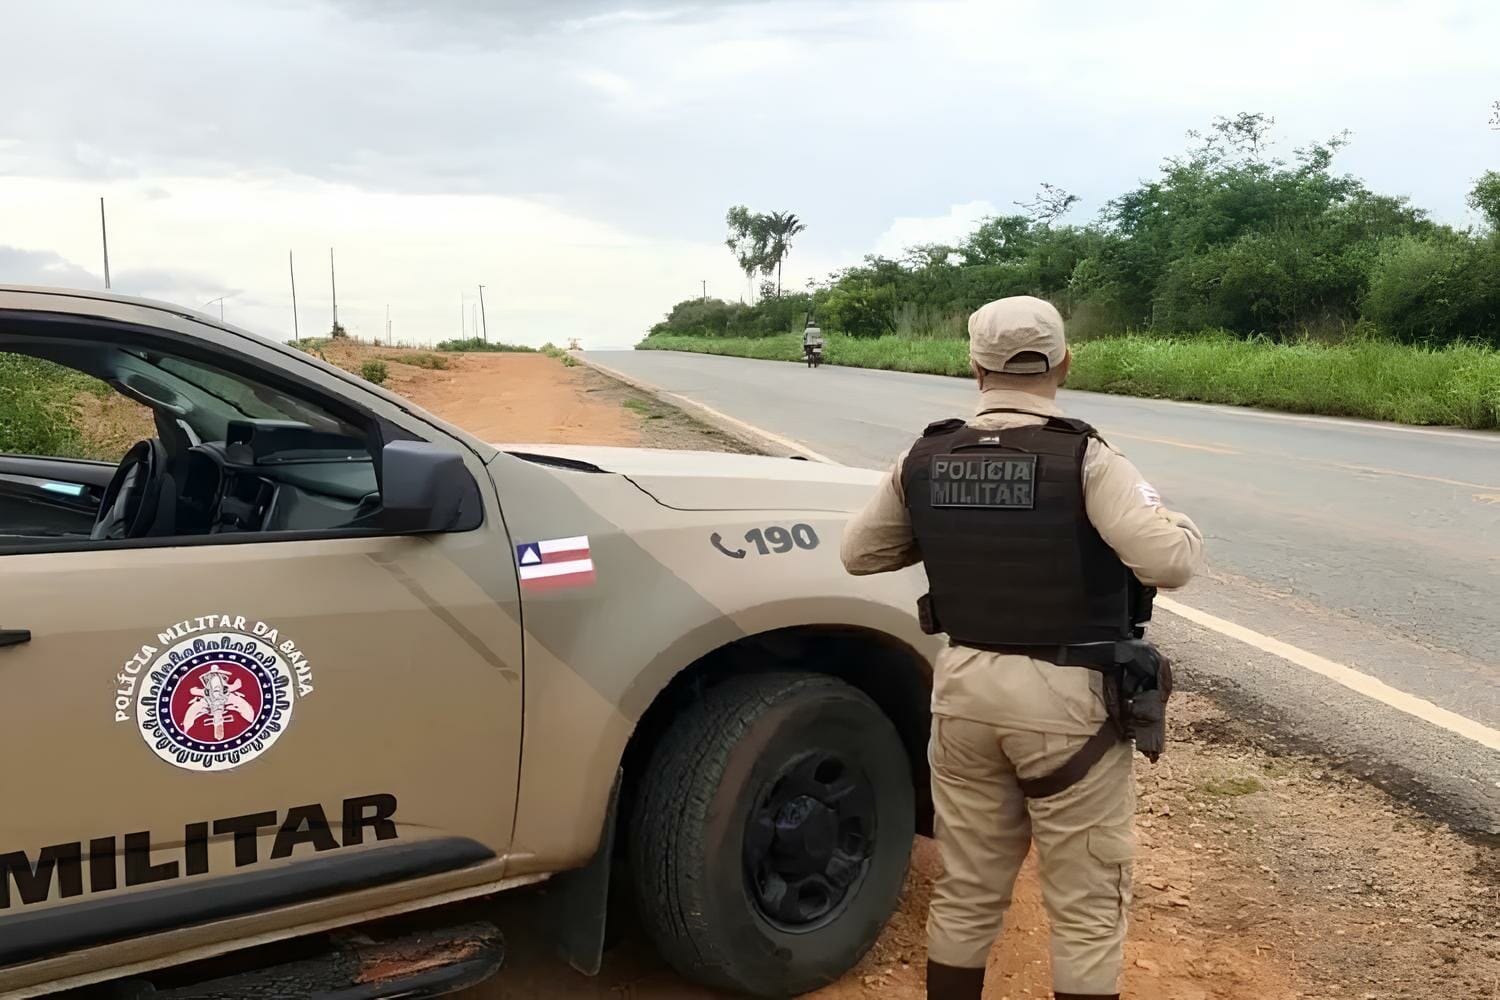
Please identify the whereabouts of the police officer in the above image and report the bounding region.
[841,295,1203,1000]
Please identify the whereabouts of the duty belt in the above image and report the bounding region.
[947,639,1121,669]
[946,638,1171,798]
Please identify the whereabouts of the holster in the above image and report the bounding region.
[1020,640,1171,799]
[917,593,940,635]
[1112,640,1172,763]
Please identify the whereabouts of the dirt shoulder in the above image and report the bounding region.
[310,342,750,453]
[337,344,1500,999]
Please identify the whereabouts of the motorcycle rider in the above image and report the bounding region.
[803,317,824,366]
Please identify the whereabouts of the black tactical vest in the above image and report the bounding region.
[900,411,1146,648]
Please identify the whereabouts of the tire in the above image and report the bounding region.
[629,673,914,997]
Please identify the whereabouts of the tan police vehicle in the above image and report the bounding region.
[0,287,937,999]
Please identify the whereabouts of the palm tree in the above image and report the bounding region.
[725,205,772,303]
[763,211,806,298]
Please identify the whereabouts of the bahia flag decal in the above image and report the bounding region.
[515,535,596,592]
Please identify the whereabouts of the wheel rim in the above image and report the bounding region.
[743,750,877,931]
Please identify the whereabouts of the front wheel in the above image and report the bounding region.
[629,673,914,998]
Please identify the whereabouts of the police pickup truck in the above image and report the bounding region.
[0,287,936,999]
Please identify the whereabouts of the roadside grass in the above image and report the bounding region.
[637,332,1500,430]
[434,337,537,353]
[541,342,579,367]
[623,397,663,419]
[0,354,109,458]
[359,359,389,385]
[379,351,448,370]
[1197,774,1266,798]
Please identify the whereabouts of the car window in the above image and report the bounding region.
[149,354,362,442]
[0,342,384,549]
[0,351,155,463]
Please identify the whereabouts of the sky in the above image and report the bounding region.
[1,0,1496,349]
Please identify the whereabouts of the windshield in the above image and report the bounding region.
[148,354,361,443]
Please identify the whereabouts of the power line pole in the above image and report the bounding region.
[385,304,391,345]
[701,279,707,301]
[477,284,489,343]
[289,251,300,340]
[459,293,465,337]
[99,197,111,289]
[329,247,339,334]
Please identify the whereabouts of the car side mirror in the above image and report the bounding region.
[379,440,473,532]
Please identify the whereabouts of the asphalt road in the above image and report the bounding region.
[588,350,1500,835]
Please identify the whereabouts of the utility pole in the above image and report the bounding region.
[471,303,478,339]
[459,293,465,337]
[385,304,391,345]
[477,284,489,343]
[701,279,707,302]
[289,251,300,340]
[329,247,339,335]
[99,197,111,289]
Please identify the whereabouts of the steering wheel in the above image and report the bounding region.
[92,439,169,541]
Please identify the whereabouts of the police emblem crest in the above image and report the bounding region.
[137,632,295,772]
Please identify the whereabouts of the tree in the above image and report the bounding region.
[763,211,807,297]
[726,207,807,298]
[1015,183,1079,226]
[1469,171,1500,230]
[958,215,1035,266]
[725,206,771,301]
[1490,100,1499,130]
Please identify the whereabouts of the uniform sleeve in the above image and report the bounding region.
[1083,440,1203,589]
[840,451,921,576]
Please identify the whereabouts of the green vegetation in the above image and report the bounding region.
[1198,775,1266,798]
[380,352,448,370]
[644,115,1500,428]
[651,116,1500,346]
[623,397,663,419]
[725,206,806,298]
[661,116,1500,348]
[639,332,1500,429]
[289,337,331,361]
[359,359,389,385]
[434,337,537,353]
[0,354,105,457]
[540,342,578,367]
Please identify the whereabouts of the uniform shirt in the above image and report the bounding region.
[841,386,1204,734]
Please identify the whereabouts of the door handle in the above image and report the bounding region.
[0,629,31,648]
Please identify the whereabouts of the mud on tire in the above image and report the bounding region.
[629,672,914,998]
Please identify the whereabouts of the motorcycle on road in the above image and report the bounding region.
[802,317,824,369]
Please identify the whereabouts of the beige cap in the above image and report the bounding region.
[967,295,1066,374]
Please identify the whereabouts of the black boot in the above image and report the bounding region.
[926,960,986,999]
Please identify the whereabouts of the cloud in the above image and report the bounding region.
[0,247,100,289]
[0,245,248,320]
[872,201,996,259]
[2,0,1498,347]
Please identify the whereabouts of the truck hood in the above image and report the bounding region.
[498,443,882,513]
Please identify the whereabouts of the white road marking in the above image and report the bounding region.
[588,354,1500,752]
[1157,596,1500,753]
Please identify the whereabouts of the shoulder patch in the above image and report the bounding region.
[922,418,967,437]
